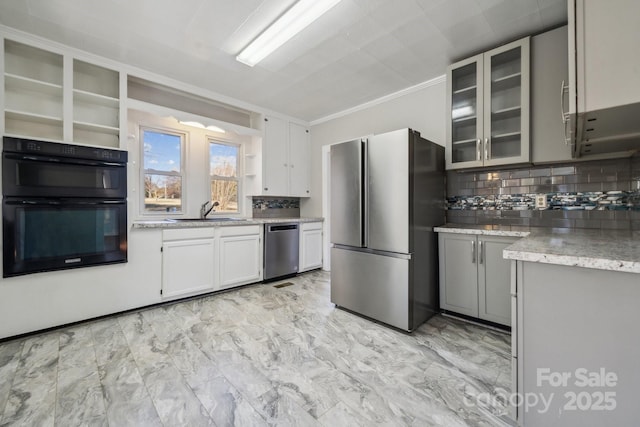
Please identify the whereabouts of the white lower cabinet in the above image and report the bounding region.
[162,228,216,299]
[218,225,262,289]
[299,221,323,272]
[161,225,262,300]
[438,232,517,326]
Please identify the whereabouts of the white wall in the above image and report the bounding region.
[301,77,446,218]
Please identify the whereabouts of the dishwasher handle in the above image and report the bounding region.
[268,224,299,232]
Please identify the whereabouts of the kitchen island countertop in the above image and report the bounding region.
[437,224,640,274]
[503,228,640,274]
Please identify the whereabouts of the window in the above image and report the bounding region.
[209,141,239,213]
[142,128,184,213]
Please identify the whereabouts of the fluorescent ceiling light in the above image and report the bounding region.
[236,0,343,67]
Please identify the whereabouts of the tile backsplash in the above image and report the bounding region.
[252,197,300,218]
[446,156,640,230]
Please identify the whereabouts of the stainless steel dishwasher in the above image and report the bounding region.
[264,223,299,281]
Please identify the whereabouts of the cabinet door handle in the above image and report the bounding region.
[560,80,568,123]
[476,138,482,161]
[560,80,571,146]
[471,240,476,264]
[484,138,490,161]
[479,240,484,264]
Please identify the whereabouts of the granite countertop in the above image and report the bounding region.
[133,217,323,229]
[434,224,531,237]
[503,228,640,274]
[436,223,640,274]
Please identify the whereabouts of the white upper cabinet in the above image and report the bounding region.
[2,37,123,148]
[288,122,311,197]
[446,37,530,169]
[262,115,289,196]
[248,115,311,197]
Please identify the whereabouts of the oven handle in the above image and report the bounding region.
[4,199,126,206]
[3,152,126,168]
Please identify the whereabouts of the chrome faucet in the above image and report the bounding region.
[200,201,220,219]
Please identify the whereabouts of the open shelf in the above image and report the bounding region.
[4,39,63,86]
[6,109,63,125]
[73,89,119,108]
[73,121,120,134]
[5,73,63,96]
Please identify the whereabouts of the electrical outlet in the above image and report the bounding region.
[535,194,548,209]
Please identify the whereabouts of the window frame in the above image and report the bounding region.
[140,125,187,216]
[208,138,241,215]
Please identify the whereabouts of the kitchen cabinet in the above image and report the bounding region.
[446,37,530,169]
[511,260,640,426]
[438,233,516,326]
[288,122,311,197]
[2,37,123,147]
[572,0,640,114]
[567,0,640,157]
[161,228,216,299]
[299,221,323,272]
[247,116,311,197]
[218,225,262,288]
[531,26,573,163]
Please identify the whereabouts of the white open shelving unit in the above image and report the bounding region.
[2,37,123,148]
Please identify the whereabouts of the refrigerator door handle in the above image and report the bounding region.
[362,138,369,248]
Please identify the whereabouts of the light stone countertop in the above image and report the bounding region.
[436,224,640,274]
[434,224,531,237]
[133,217,324,229]
[503,228,640,274]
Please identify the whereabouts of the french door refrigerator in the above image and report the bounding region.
[330,128,445,332]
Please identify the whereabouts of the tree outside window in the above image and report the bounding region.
[210,141,239,213]
[142,129,184,212]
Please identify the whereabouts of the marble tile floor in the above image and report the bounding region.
[0,271,514,426]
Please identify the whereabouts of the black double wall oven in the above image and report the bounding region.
[2,136,128,277]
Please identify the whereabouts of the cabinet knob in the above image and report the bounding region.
[306,190,310,193]
[264,187,268,191]
[290,164,294,168]
[284,163,288,167]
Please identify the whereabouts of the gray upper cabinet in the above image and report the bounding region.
[439,232,517,326]
[446,37,530,170]
[568,0,640,158]
[531,26,572,163]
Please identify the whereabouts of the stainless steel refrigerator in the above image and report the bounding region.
[330,128,445,332]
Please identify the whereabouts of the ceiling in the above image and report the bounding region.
[0,0,567,122]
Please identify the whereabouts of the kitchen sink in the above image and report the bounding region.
[166,217,247,222]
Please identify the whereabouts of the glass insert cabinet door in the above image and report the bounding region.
[448,54,484,168]
[446,37,530,170]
